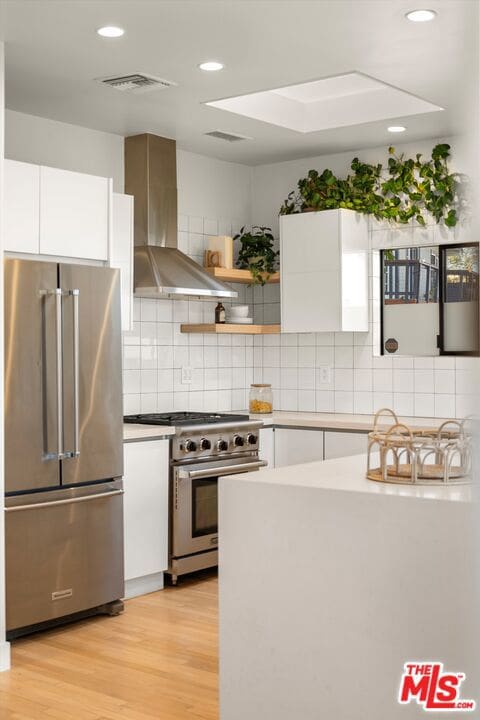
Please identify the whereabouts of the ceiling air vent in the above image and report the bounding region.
[97,73,177,94]
[205,130,251,142]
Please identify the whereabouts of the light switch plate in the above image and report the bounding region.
[181,366,193,384]
[318,365,332,384]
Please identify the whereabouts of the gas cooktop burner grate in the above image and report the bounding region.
[123,411,250,427]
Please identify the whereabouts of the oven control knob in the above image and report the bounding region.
[247,433,258,445]
[216,439,229,452]
[233,434,244,447]
[200,438,211,451]
[184,439,197,453]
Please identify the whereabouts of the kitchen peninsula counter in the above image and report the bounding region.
[219,453,478,720]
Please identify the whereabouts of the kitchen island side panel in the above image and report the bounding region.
[219,475,478,720]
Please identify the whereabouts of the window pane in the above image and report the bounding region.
[192,479,218,537]
[442,245,479,354]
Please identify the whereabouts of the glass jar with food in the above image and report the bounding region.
[249,384,273,414]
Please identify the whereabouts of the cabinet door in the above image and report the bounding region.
[4,159,40,254]
[280,210,369,333]
[259,427,274,470]
[280,210,341,333]
[324,431,367,460]
[40,166,110,260]
[123,439,169,583]
[111,193,134,331]
[274,428,324,468]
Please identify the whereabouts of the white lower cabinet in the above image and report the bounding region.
[274,428,324,468]
[123,439,169,598]
[259,427,275,470]
[324,431,368,460]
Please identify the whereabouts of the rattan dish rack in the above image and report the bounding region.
[367,408,471,485]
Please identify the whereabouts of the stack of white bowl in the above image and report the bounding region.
[228,305,253,324]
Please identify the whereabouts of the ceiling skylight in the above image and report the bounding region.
[205,72,443,134]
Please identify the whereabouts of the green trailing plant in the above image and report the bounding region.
[234,226,279,285]
[280,144,461,227]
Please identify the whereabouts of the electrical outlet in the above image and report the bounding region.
[318,365,332,384]
[181,366,193,384]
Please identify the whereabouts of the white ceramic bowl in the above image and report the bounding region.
[230,317,253,324]
[229,305,249,318]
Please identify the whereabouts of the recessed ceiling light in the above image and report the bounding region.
[405,9,437,22]
[198,61,224,72]
[97,26,125,38]
[388,126,407,133]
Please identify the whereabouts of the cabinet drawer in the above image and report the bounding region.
[6,485,124,632]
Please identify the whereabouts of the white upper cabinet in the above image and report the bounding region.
[110,193,134,331]
[4,159,41,254]
[39,166,110,260]
[280,209,369,333]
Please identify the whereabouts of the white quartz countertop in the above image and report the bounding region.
[228,452,472,503]
[123,411,450,442]
[249,410,447,432]
[123,424,176,442]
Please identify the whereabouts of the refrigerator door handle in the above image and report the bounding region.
[5,489,124,512]
[49,288,65,461]
[70,289,80,458]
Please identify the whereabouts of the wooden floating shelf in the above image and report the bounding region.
[204,267,280,284]
[181,323,281,335]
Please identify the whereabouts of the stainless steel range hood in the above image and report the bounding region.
[125,133,237,299]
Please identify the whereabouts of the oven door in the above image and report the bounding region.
[172,457,267,559]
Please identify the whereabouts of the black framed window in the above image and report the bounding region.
[440,243,479,356]
[381,243,479,357]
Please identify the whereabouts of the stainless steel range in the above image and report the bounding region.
[124,412,265,583]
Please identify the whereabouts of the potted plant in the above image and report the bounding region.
[234,226,279,285]
[279,144,461,228]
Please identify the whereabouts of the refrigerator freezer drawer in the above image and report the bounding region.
[5,482,124,632]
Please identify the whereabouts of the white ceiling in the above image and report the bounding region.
[1,0,477,165]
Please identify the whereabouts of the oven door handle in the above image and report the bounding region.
[178,460,267,480]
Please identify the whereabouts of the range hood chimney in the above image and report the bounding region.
[125,133,237,299]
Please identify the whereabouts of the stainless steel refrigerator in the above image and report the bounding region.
[4,258,124,637]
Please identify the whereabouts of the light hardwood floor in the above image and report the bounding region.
[0,574,219,720]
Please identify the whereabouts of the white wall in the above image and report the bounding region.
[0,41,11,671]
[177,149,252,222]
[5,110,124,192]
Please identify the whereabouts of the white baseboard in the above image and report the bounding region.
[124,572,164,600]
[0,641,11,672]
